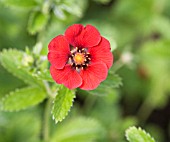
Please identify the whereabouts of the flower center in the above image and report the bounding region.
[73,53,85,65]
[69,47,91,71]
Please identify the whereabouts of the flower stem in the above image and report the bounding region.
[42,81,53,142]
[137,95,154,123]
[43,98,52,142]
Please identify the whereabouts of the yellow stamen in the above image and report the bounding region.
[73,53,85,64]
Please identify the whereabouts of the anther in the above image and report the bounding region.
[88,58,91,60]
[68,57,72,64]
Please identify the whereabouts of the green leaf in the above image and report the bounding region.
[125,126,155,142]
[52,86,76,123]
[33,69,53,82]
[88,73,122,96]
[51,117,105,142]
[140,39,170,108]
[0,86,46,111]
[28,10,49,35]
[0,109,41,142]
[1,0,37,8]
[0,49,43,87]
[54,0,88,19]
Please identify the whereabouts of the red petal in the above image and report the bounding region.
[89,37,114,69]
[64,24,84,47]
[48,35,70,69]
[80,25,101,47]
[65,24,101,48]
[79,62,108,90]
[50,65,82,89]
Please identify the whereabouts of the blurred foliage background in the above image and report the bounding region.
[0,0,170,142]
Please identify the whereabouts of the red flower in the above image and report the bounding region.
[48,24,113,90]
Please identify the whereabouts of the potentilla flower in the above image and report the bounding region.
[48,24,113,90]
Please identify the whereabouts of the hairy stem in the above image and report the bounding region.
[42,81,53,141]
[43,98,52,142]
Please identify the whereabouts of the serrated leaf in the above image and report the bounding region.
[1,0,37,8]
[88,73,122,96]
[0,49,43,87]
[52,86,76,123]
[125,126,155,142]
[28,10,49,35]
[0,87,46,111]
[51,117,105,142]
[103,73,122,88]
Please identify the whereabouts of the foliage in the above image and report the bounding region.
[125,126,155,142]
[0,86,46,111]
[52,86,76,123]
[51,117,105,142]
[0,49,43,87]
[0,0,170,141]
